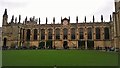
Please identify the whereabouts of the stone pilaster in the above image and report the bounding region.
[93,27,96,40]
[101,27,104,40]
[45,28,47,40]
[60,28,63,40]
[30,29,33,41]
[52,28,55,47]
[24,29,27,41]
[101,26,105,47]
[68,29,71,40]
[76,28,79,48]
[37,29,40,41]
[39,28,41,41]
[19,28,22,46]
[84,27,87,49]
[17,26,20,46]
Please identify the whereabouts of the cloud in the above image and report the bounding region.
[0,0,115,27]
[0,0,29,8]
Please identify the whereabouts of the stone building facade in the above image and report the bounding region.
[2,1,120,49]
[0,27,2,49]
[113,0,120,49]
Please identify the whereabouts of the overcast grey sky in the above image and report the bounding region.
[0,0,115,27]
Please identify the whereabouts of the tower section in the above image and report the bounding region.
[2,9,8,26]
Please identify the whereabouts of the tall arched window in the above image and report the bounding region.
[26,29,30,41]
[71,28,76,39]
[79,28,84,39]
[87,28,92,39]
[63,28,68,39]
[104,27,109,40]
[48,29,53,40]
[96,28,100,39]
[34,29,38,40]
[41,29,45,40]
[55,28,60,40]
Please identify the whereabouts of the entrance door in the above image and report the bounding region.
[46,40,53,49]
[78,40,85,49]
[87,40,94,49]
[3,38,7,46]
[39,41,45,49]
[63,41,68,49]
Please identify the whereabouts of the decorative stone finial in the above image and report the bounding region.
[53,17,55,23]
[76,16,78,23]
[39,17,40,24]
[3,9,7,16]
[101,15,103,22]
[46,17,48,24]
[85,16,86,23]
[19,15,21,23]
[93,15,95,22]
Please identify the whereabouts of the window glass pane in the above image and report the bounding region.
[87,28,92,39]
[55,28,60,40]
[48,29,53,40]
[96,28,100,39]
[26,29,30,41]
[63,28,68,39]
[104,27,109,40]
[34,29,37,40]
[41,29,45,40]
[79,28,84,39]
[71,28,76,39]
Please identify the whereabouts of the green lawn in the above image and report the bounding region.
[0,50,2,68]
[2,50,118,66]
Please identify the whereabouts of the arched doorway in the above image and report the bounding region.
[63,41,68,49]
[87,40,94,50]
[78,40,85,49]
[46,40,53,49]
[3,38,7,46]
[39,41,45,49]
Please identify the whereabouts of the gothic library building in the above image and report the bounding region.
[2,1,120,49]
